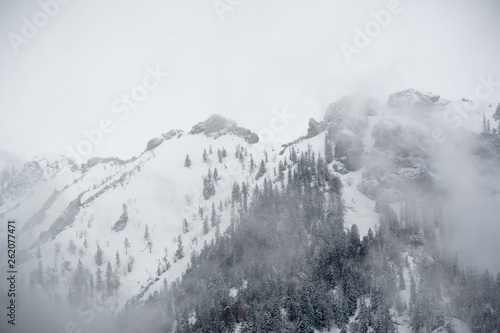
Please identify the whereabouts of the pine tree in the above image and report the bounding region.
[202,149,208,162]
[203,176,216,200]
[106,262,114,297]
[115,251,120,268]
[255,160,266,180]
[249,154,255,173]
[217,149,223,163]
[325,135,334,164]
[203,216,209,235]
[211,203,218,227]
[494,103,500,133]
[232,182,240,204]
[184,154,192,168]
[175,235,184,259]
[144,224,150,241]
[124,237,130,255]
[68,239,77,255]
[95,244,104,266]
[96,267,103,293]
[241,182,248,213]
[37,259,44,286]
[89,274,94,300]
[112,203,128,232]
[71,259,86,305]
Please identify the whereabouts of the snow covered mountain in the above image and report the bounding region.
[1,90,499,333]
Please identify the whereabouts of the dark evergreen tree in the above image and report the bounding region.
[255,160,266,180]
[95,244,104,266]
[203,176,216,200]
[203,216,209,235]
[184,154,192,168]
[325,135,334,164]
[124,237,130,255]
[112,203,128,232]
[115,251,120,268]
[211,203,218,227]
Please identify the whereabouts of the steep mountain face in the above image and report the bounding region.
[0,90,499,333]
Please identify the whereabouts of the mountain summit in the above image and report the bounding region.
[189,114,259,143]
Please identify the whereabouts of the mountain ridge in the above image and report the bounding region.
[1,89,499,332]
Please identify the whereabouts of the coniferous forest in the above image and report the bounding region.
[118,146,500,333]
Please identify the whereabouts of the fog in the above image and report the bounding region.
[434,131,500,274]
[1,0,500,161]
[1,1,500,331]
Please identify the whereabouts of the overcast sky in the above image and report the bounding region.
[1,0,500,163]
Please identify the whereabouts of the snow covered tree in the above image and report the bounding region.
[175,235,184,260]
[127,256,135,273]
[494,103,500,133]
[255,160,266,180]
[69,259,86,305]
[231,182,240,203]
[202,149,208,162]
[203,176,215,200]
[249,154,255,173]
[184,154,192,168]
[210,203,218,227]
[68,239,76,255]
[105,262,113,297]
[112,203,128,232]
[124,237,130,255]
[203,216,209,235]
[95,244,104,267]
[115,251,120,268]
[217,149,223,163]
[325,135,334,164]
[241,182,248,213]
[95,267,103,293]
[144,224,150,241]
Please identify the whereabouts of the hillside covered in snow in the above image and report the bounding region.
[1,90,500,333]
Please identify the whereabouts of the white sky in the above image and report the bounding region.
[1,0,500,163]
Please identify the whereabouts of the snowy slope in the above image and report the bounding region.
[1,91,492,332]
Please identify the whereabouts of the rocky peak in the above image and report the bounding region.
[189,114,259,144]
[144,129,184,152]
[387,89,449,111]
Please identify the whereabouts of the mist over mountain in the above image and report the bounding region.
[0,90,499,332]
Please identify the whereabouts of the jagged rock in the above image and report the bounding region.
[144,129,183,152]
[189,114,259,144]
[87,157,126,168]
[334,134,364,171]
[387,89,449,111]
[4,161,44,198]
[306,118,326,138]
